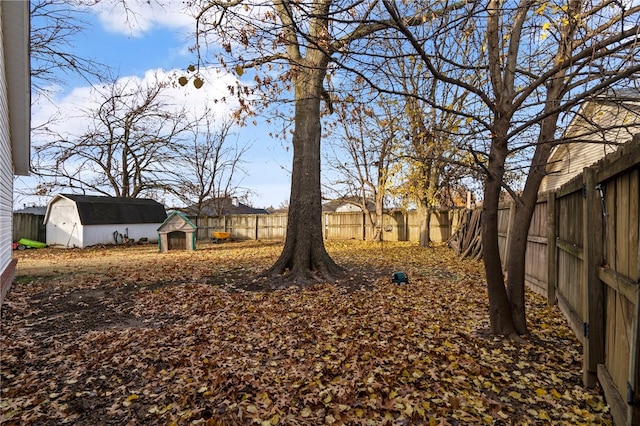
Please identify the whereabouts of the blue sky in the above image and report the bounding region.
[16,1,293,209]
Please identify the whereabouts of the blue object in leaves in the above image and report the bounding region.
[391,271,408,284]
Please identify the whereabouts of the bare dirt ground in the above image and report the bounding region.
[1,241,612,425]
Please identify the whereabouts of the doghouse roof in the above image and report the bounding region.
[157,211,197,233]
[44,194,167,225]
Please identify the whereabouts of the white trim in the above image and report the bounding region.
[1,1,30,176]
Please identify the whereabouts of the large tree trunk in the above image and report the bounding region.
[417,202,432,247]
[504,1,574,334]
[365,186,383,242]
[262,65,343,287]
[504,201,532,335]
[504,144,554,334]
[482,132,517,335]
[371,210,382,242]
[505,111,559,334]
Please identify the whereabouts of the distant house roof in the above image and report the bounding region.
[44,194,167,225]
[186,197,269,216]
[14,206,46,215]
[322,197,376,212]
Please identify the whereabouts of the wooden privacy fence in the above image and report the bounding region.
[188,209,462,244]
[12,213,46,242]
[14,207,461,245]
[498,136,640,426]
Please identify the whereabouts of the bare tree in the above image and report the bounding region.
[30,0,107,100]
[325,90,399,242]
[395,96,471,247]
[18,0,110,204]
[393,50,477,247]
[174,113,250,214]
[33,77,193,198]
[382,0,640,336]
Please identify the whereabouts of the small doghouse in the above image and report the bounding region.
[157,212,197,252]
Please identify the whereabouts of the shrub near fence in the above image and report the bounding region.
[498,135,640,426]
[188,209,462,243]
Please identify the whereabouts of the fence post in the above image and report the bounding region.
[582,166,605,388]
[255,215,259,240]
[362,212,366,241]
[546,191,557,306]
[404,211,409,242]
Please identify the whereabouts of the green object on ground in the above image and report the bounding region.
[17,238,47,249]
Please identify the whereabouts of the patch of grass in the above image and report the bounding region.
[12,275,57,285]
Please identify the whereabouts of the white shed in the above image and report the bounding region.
[44,194,167,248]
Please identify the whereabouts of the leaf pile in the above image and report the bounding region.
[1,242,611,425]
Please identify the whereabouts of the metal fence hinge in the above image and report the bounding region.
[583,322,589,338]
[582,184,587,198]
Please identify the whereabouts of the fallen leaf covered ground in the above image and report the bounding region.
[1,241,611,425]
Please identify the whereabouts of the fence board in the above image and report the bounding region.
[582,166,605,387]
[629,275,640,425]
[608,289,633,406]
[325,212,365,240]
[597,365,628,426]
[12,213,45,242]
[497,203,512,267]
[631,166,640,425]
[631,167,640,281]
[605,179,616,274]
[257,214,287,241]
[525,200,548,296]
[227,215,257,240]
[186,210,457,243]
[556,189,585,328]
[547,192,557,305]
[616,174,631,277]
[381,212,405,241]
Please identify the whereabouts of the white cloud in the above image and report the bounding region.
[86,1,195,37]
[32,66,243,142]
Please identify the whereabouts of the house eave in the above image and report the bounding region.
[2,1,31,176]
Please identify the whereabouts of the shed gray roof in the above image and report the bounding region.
[47,194,167,225]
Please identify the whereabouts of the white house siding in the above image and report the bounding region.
[542,141,618,191]
[0,1,30,305]
[541,98,640,192]
[335,204,366,213]
[81,223,160,247]
[0,3,14,303]
[46,198,83,248]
